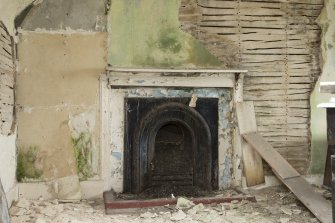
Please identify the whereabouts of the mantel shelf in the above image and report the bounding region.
[107,66,248,74]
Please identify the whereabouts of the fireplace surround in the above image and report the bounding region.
[100,68,247,194]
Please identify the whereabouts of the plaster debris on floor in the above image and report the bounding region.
[10,186,324,223]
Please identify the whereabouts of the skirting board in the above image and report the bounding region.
[6,185,18,207]
[18,181,104,200]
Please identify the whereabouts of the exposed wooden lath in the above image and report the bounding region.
[0,21,15,136]
[180,0,323,173]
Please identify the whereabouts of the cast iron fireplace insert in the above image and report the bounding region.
[124,97,218,194]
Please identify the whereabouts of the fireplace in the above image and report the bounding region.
[100,68,246,194]
[124,98,218,193]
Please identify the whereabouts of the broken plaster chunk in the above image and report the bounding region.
[140,211,157,218]
[170,210,186,221]
[280,207,292,216]
[54,175,82,200]
[292,209,302,215]
[16,198,31,209]
[188,94,198,107]
[279,218,291,223]
[11,208,28,216]
[191,203,205,213]
[176,197,195,209]
[35,218,47,223]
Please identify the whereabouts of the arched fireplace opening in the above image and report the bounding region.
[150,122,194,188]
[124,98,218,195]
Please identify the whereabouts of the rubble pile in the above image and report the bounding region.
[10,186,320,223]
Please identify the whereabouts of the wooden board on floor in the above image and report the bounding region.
[236,102,264,186]
[283,177,332,223]
[242,132,332,223]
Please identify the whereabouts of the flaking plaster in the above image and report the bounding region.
[16,32,106,181]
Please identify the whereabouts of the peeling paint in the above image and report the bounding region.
[110,87,233,190]
[68,111,96,139]
[221,156,232,189]
[111,152,122,161]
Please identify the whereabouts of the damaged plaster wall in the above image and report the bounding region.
[108,0,221,67]
[14,0,107,199]
[179,0,239,68]
[17,0,107,32]
[179,0,323,174]
[309,0,334,173]
[0,0,33,35]
[0,134,17,205]
[16,31,106,181]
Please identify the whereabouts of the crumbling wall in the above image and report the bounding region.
[0,21,17,206]
[17,0,107,32]
[0,0,33,35]
[179,0,239,68]
[179,0,323,174]
[14,1,107,199]
[16,32,106,181]
[13,0,325,196]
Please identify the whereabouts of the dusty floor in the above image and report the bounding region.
[10,186,327,223]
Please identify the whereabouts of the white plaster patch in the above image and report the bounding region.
[108,91,126,192]
[52,175,81,200]
[23,106,34,114]
[68,110,99,177]
[68,110,96,138]
[0,132,17,203]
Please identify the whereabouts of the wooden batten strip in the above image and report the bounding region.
[236,101,265,187]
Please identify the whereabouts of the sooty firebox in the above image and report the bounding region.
[124,98,218,194]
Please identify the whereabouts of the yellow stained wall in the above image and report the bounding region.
[16,32,107,179]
